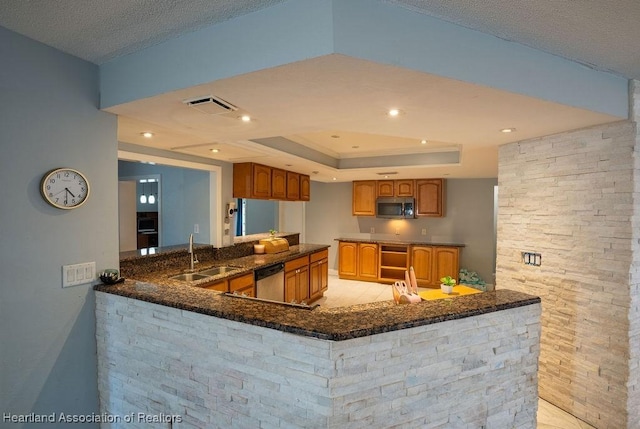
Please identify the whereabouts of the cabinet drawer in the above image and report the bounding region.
[310,249,328,263]
[285,255,309,272]
[202,280,228,292]
[229,273,254,292]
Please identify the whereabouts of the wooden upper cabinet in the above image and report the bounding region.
[234,162,310,201]
[271,168,286,200]
[352,181,377,216]
[252,164,272,199]
[378,179,414,197]
[395,180,414,197]
[377,180,394,197]
[415,179,445,217]
[233,162,271,199]
[300,174,310,201]
[286,171,300,200]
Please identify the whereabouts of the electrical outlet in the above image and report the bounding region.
[62,262,95,287]
[521,252,542,266]
[421,228,427,235]
[370,227,375,234]
[395,228,400,235]
[194,224,199,233]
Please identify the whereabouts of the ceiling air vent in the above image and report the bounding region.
[182,95,238,115]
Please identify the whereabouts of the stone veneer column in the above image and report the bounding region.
[497,80,640,428]
[628,79,640,429]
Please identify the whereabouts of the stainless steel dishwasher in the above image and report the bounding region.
[254,262,285,302]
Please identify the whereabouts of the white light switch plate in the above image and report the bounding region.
[62,262,95,287]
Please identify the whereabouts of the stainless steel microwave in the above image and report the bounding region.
[376,197,415,219]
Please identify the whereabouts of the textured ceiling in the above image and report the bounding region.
[0,0,638,79]
[390,0,640,80]
[0,0,286,64]
[0,0,635,180]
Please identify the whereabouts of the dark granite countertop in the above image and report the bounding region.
[335,236,465,247]
[99,240,538,341]
[95,278,539,341]
[126,243,329,288]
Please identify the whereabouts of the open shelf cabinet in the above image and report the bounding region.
[379,244,409,282]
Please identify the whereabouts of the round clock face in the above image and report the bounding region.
[40,168,90,209]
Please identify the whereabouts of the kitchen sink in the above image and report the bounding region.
[169,266,242,282]
[170,272,211,282]
[198,266,241,276]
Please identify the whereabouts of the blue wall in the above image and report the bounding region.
[244,199,278,235]
[0,27,118,423]
[119,160,210,245]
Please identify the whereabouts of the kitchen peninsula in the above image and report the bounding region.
[95,233,541,428]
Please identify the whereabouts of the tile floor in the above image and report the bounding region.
[317,272,596,429]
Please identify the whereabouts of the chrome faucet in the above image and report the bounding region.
[188,233,199,271]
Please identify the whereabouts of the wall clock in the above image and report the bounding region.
[40,167,90,209]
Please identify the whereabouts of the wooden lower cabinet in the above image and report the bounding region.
[358,243,378,279]
[338,241,460,287]
[338,241,378,280]
[203,280,228,292]
[411,245,460,288]
[285,255,310,304]
[410,246,434,286]
[310,249,329,301]
[229,272,255,297]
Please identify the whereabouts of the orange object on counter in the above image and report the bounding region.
[418,285,482,301]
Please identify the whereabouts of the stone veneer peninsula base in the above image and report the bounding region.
[95,285,540,429]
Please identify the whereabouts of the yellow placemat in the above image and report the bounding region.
[418,285,482,301]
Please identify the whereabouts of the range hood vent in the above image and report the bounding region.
[183,95,238,115]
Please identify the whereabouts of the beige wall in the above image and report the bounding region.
[497,119,638,428]
[305,179,497,284]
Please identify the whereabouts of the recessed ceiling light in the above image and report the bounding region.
[240,115,251,122]
[388,109,400,117]
[420,139,427,145]
[332,177,337,181]
[141,132,153,138]
[500,128,516,133]
[210,148,220,153]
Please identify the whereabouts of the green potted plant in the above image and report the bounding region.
[269,229,277,238]
[440,276,456,294]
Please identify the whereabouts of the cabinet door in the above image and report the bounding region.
[310,260,322,299]
[410,246,433,287]
[377,180,394,197]
[320,258,328,292]
[395,180,414,197]
[415,179,444,217]
[286,171,300,200]
[297,264,310,303]
[229,273,254,292]
[358,243,379,279]
[272,168,286,199]
[352,181,377,216]
[300,174,311,201]
[433,247,459,285]
[284,270,297,303]
[203,280,228,292]
[253,164,272,199]
[338,242,358,278]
